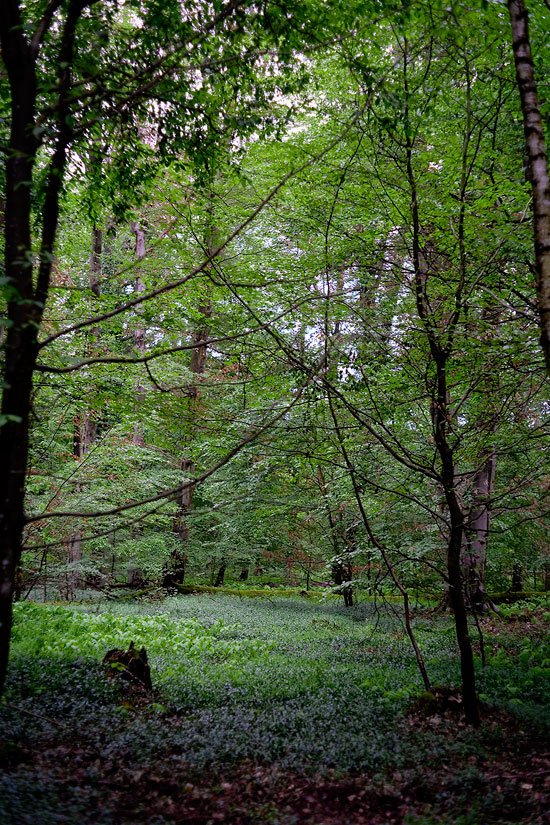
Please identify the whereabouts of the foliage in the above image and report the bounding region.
[1,594,548,823]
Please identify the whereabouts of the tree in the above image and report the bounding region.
[508,0,550,370]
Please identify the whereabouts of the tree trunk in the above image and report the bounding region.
[433,355,480,726]
[1,5,93,684]
[170,197,215,576]
[170,457,194,579]
[214,561,227,587]
[404,51,480,719]
[0,5,40,694]
[65,226,102,598]
[511,562,523,592]
[508,0,550,370]
[464,451,496,612]
[131,222,146,445]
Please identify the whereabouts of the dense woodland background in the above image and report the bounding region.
[0,2,549,820]
[3,1,548,592]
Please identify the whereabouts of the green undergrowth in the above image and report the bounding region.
[174,583,320,598]
[2,595,549,773]
[1,594,548,824]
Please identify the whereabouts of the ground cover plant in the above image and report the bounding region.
[0,592,548,824]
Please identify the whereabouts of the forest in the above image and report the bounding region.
[0,0,549,822]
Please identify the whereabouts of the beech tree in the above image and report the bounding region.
[508,0,550,370]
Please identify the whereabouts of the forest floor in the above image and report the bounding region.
[0,593,548,824]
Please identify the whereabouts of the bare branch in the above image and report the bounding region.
[31,0,64,56]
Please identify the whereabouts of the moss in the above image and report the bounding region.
[175,584,315,599]
[489,591,547,605]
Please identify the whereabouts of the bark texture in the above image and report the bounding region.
[464,451,496,612]
[131,222,147,446]
[170,199,215,579]
[508,0,550,370]
[0,0,87,694]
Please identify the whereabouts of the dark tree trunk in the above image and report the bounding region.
[0,0,85,693]
[0,3,39,693]
[433,355,480,726]
[511,562,523,592]
[214,562,227,587]
[508,0,550,370]
[403,41,480,719]
[239,567,249,581]
[331,560,354,607]
[171,457,194,579]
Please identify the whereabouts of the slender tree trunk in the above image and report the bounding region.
[131,222,146,445]
[446,518,479,724]
[214,561,226,587]
[433,355,480,726]
[66,227,102,597]
[464,450,496,612]
[170,199,215,578]
[403,35,480,719]
[508,0,550,370]
[511,562,523,591]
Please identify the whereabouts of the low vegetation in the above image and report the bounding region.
[1,593,548,823]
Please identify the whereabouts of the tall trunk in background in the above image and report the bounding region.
[131,222,146,445]
[65,227,102,598]
[512,561,523,591]
[463,298,502,611]
[508,0,550,371]
[214,560,227,587]
[464,450,496,611]
[170,199,214,581]
[317,465,354,606]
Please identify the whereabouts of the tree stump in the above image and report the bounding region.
[102,642,152,691]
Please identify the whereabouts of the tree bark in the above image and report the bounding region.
[214,561,227,587]
[0,1,40,693]
[511,562,523,591]
[464,450,496,612]
[427,354,479,724]
[65,226,102,598]
[170,197,215,577]
[508,0,550,370]
[404,45,479,718]
[131,222,147,445]
[0,0,86,694]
